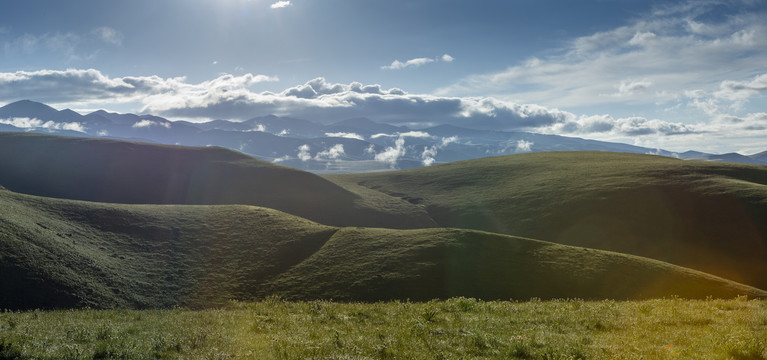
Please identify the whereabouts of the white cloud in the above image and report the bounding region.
[297,144,311,161]
[399,131,431,138]
[0,117,86,132]
[374,137,406,167]
[273,154,291,163]
[371,133,396,139]
[382,53,455,70]
[515,140,533,153]
[382,57,435,70]
[617,79,652,96]
[270,1,291,9]
[245,124,267,132]
[314,144,345,160]
[715,73,767,101]
[325,132,364,140]
[138,76,573,129]
[435,3,767,112]
[132,119,170,128]
[421,136,458,166]
[546,114,696,137]
[0,69,279,108]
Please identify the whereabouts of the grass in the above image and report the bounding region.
[2,186,764,310]
[331,151,767,290]
[2,134,767,309]
[0,132,433,229]
[0,298,765,359]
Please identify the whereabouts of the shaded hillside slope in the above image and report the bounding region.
[2,188,763,310]
[331,152,767,289]
[0,132,434,229]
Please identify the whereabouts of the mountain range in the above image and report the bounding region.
[1,100,765,173]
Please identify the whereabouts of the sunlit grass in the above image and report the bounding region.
[1,297,765,359]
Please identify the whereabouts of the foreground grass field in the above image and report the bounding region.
[1,298,765,359]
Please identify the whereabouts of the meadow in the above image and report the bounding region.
[2,134,767,359]
[1,297,766,359]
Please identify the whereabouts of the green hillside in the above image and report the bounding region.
[1,188,764,310]
[331,152,767,290]
[0,132,435,229]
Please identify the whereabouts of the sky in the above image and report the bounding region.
[1,0,766,154]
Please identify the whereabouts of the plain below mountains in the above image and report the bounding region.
[1,99,765,173]
[1,133,766,310]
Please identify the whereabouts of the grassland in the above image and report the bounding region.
[1,298,765,359]
[0,132,435,229]
[3,186,764,310]
[332,152,767,290]
[2,133,767,310]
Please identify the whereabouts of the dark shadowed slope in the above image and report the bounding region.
[0,132,435,229]
[331,152,767,290]
[1,188,763,310]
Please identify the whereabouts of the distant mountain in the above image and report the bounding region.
[324,117,407,136]
[1,100,764,172]
[678,152,767,166]
[0,99,81,123]
[192,115,326,138]
[752,151,767,163]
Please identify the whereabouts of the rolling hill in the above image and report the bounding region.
[2,133,767,309]
[331,152,767,290]
[0,132,435,229]
[1,187,763,310]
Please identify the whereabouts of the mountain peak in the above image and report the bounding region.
[0,100,63,120]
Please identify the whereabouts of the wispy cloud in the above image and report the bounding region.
[421,136,458,166]
[92,27,123,46]
[325,132,364,140]
[436,2,767,113]
[0,117,86,132]
[3,32,80,57]
[270,1,291,9]
[381,57,434,70]
[381,54,455,70]
[131,119,170,129]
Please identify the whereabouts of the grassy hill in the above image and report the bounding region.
[1,187,764,310]
[0,132,434,229]
[331,152,767,290]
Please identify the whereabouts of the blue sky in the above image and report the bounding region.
[1,0,766,153]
